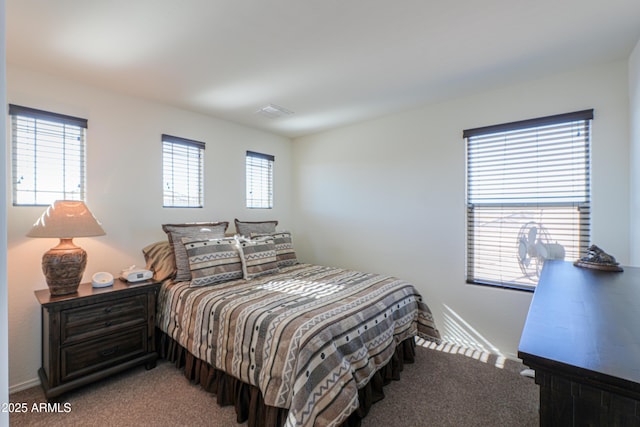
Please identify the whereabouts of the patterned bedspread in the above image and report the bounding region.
[157,263,440,427]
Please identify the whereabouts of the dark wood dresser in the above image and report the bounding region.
[35,279,160,399]
[518,260,640,426]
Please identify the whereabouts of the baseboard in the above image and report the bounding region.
[9,377,40,394]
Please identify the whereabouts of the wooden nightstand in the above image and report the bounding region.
[34,278,161,399]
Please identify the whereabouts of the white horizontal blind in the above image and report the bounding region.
[10,104,87,206]
[465,110,592,290]
[246,151,274,209]
[162,134,205,208]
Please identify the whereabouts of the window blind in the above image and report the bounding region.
[162,134,205,208]
[464,109,592,290]
[246,151,274,209]
[10,104,87,206]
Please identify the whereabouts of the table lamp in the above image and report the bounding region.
[27,200,106,296]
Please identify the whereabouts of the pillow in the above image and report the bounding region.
[162,222,229,281]
[142,240,176,282]
[182,237,243,287]
[250,231,298,267]
[236,237,279,279]
[234,218,278,237]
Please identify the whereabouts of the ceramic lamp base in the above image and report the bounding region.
[41,238,87,296]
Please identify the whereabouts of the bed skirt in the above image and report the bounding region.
[157,329,417,427]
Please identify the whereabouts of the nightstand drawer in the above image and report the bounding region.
[60,327,147,382]
[61,295,147,344]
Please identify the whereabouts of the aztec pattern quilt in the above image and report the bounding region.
[157,263,440,427]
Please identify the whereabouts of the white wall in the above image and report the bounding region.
[6,65,293,390]
[629,39,640,265]
[292,60,630,360]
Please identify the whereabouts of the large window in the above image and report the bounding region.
[162,134,205,208]
[246,151,274,209]
[465,110,592,290]
[10,104,87,206]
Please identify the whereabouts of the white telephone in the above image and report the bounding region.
[92,272,114,288]
[120,265,153,283]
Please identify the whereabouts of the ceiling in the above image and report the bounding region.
[7,1,640,138]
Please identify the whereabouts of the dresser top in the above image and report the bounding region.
[518,260,640,390]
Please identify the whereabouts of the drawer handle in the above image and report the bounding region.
[105,321,113,327]
[104,307,112,313]
[100,346,118,357]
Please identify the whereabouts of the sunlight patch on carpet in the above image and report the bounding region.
[416,302,511,371]
[415,337,507,369]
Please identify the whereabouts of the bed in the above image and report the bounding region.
[145,221,440,427]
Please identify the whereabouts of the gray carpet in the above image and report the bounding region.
[9,344,538,427]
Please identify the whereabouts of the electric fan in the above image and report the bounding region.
[517,222,565,280]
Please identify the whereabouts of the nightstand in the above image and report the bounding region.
[34,278,161,399]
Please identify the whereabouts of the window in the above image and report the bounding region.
[465,110,592,290]
[162,134,205,208]
[246,151,274,209]
[10,104,87,206]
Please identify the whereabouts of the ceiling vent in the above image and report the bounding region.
[256,103,294,119]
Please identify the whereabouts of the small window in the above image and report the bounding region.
[246,151,274,209]
[162,134,205,208]
[10,104,87,206]
[465,110,592,290]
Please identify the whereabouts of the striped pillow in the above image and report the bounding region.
[250,231,298,267]
[182,237,243,287]
[237,238,279,279]
[162,222,229,282]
